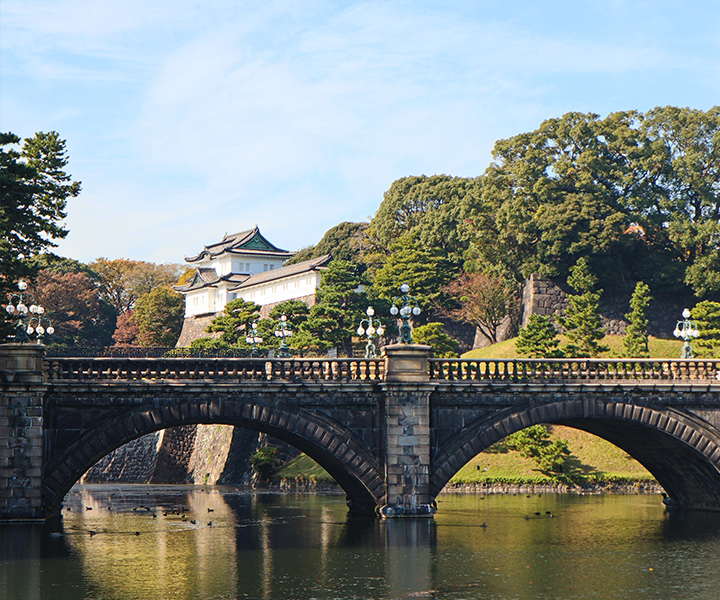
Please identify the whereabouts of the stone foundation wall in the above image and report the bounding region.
[521,274,692,337]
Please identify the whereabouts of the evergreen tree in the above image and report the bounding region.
[693,301,720,358]
[557,258,608,357]
[298,260,369,355]
[623,282,652,358]
[133,286,185,347]
[203,298,262,347]
[516,314,563,358]
[411,323,460,357]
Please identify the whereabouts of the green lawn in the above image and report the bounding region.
[463,335,683,360]
[278,424,656,488]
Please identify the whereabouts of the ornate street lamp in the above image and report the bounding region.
[390,283,421,344]
[245,322,263,357]
[3,280,54,343]
[274,314,293,358]
[357,306,385,358]
[673,308,699,359]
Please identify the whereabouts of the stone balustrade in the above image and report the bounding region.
[44,357,385,383]
[428,358,720,383]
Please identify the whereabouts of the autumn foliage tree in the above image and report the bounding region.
[442,271,518,344]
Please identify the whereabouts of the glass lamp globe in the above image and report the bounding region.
[367,326,376,336]
[30,305,39,314]
[6,305,15,314]
[47,326,55,335]
[400,283,410,294]
[366,307,374,317]
[18,281,27,291]
[376,326,385,336]
[412,306,421,316]
[17,303,28,315]
[357,327,365,336]
[682,308,691,319]
[390,306,399,316]
[36,325,45,335]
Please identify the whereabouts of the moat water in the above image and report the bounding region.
[2,485,720,600]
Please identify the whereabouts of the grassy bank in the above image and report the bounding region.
[277,334,673,489]
[278,425,656,488]
[463,335,683,360]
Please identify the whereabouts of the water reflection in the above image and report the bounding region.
[2,485,720,600]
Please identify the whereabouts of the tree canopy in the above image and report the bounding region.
[1,131,80,339]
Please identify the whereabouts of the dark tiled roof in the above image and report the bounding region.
[228,254,331,291]
[173,269,250,293]
[185,226,294,263]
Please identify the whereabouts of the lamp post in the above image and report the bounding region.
[245,322,263,357]
[3,280,54,344]
[357,306,385,358]
[274,314,293,358]
[390,283,421,344]
[673,308,699,359]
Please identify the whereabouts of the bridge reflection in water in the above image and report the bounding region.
[3,486,720,600]
[1,343,720,520]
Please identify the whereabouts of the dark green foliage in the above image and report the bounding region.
[285,222,369,266]
[516,315,563,358]
[133,286,185,347]
[249,447,279,480]
[371,236,457,315]
[1,131,80,340]
[298,259,370,355]
[557,258,609,357]
[204,298,262,347]
[623,282,652,358]
[468,107,720,298]
[504,425,573,479]
[411,322,460,357]
[693,301,720,358]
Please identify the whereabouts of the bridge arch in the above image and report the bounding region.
[430,397,720,511]
[43,396,385,517]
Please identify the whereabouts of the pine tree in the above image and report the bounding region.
[557,258,609,357]
[623,282,652,357]
[516,314,563,358]
[693,301,720,358]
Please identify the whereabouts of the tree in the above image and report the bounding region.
[113,310,140,346]
[411,323,460,357]
[557,258,609,357]
[91,258,183,315]
[249,447,278,481]
[372,236,457,315]
[443,271,518,344]
[364,175,479,270]
[200,298,262,348]
[623,282,652,358]
[504,425,573,479]
[642,106,720,298]
[285,222,369,267]
[516,315,563,358]
[133,286,185,347]
[1,132,80,339]
[298,259,369,355]
[30,269,116,347]
[693,301,720,358]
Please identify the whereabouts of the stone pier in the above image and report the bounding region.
[0,344,47,520]
[379,345,435,517]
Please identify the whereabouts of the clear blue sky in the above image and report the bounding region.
[2,0,718,264]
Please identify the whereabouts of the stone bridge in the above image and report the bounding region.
[2,343,720,521]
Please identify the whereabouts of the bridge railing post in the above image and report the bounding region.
[0,344,47,521]
[380,344,436,518]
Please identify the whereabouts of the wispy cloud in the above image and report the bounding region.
[2,0,718,262]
